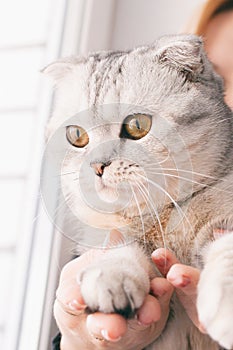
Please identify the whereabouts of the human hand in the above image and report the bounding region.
[152,248,205,333]
[54,249,174,350]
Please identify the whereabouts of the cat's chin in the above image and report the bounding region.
[95,176,131,204]
[65,192,130,229]
[96,184,119,203]
[75,206,130,229]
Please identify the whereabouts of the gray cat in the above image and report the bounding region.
[44,35,233,349]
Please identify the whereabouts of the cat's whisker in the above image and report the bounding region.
[59,170,78,176]
[146,170,233,195]
[137,173,181,212]
[145,166,218,181]
[146,171,210,188]
[130,184,146,246]
[139,183,167,250]
[137,173,195,238]
[52,193,72,222]
[139,175,193,241]
[122,182,134,219]
[40,170,78,181]
[202,116,232,126]
[133,178,167,250]
[144,163,233,188]
[153,151,171,165]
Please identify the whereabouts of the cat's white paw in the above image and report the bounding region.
[197,235,233,349]
[79,258,150,317]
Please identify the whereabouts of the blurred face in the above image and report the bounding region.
[204,9,233,109]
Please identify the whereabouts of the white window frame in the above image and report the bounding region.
[3,1,69,349]
[3,1,117,349]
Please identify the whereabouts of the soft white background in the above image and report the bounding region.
[0,0,205,349]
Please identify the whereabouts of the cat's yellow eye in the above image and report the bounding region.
[66,125,89,148]
[122,114,152,140]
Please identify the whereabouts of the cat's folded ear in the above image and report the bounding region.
[41,58,76,83]
[156,35,205,78]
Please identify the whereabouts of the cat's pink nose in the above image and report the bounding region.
[90,161,111,177]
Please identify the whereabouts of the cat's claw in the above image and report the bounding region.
[79,259,150,317]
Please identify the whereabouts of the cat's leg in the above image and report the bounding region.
[78,243,154,317]
[194,218,233,349]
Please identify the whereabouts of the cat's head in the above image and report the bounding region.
[43,35,233,232]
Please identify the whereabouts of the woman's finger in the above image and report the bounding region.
[137,294,162,326]
[152,249,205,333]
[150,277,174,303]
[152,248,179,276]
[56,280,85,313]
[86,313,127,342]
[167,263,204,332]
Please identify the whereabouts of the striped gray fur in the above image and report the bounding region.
[43,35,233,349]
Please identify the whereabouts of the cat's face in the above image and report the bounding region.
[44,35,232,232]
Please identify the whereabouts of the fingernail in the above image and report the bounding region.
[153,257,166,267]
[152,252,170,270]
[67,299,85,311]
[152,251,166,262]
[169,275,190,288]
[137,305,160,326]
[101,329,122,342]
[137,317,154,326]
[87,316,122,342]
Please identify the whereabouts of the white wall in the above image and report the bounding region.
[79,0,205,53]
[111,0,205,49]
